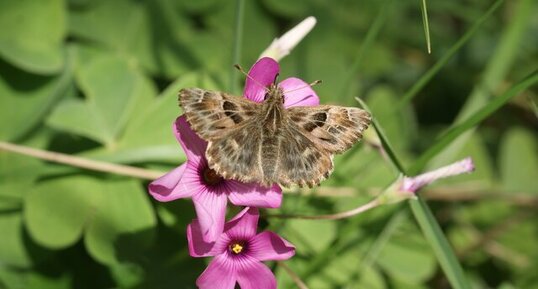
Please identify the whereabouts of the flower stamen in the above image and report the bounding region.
[229,241,246,255]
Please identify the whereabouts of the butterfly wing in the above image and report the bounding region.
[287,105,371,154]
[178,88,260,141]
[205,121,265,184]
[205,119,333,188]
[276,124,334,187]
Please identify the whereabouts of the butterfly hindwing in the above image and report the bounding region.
[178,88,260,141]
[287,105,371,154]
[276,124,333,187]
[205,120,333,188]
[205,122,264,184]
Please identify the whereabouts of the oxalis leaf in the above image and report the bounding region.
[0,0,66,74]
[0,51,72,142]
[24,176,156,265]
[47,52,155,147]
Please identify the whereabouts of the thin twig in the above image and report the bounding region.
[0,141,165,180]
[266,198,380,220]
[278,261,309,289]
[2,141,537,207]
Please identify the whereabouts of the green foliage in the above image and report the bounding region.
[0,0,537,288]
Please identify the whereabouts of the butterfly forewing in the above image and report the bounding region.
[288,105,371,154]
[178,88,260,140]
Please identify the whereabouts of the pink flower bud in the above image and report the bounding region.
[378,157,475,205]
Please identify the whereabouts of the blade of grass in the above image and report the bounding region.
[429,0,535,167]
[355,97,405,173]
[356,97,473,289]
[229,0,245,94]
[397,0,504,107]
[408,197,470,289]
[410,69,538,174]
[420,0,432,54]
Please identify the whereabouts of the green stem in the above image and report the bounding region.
[420,0,432,54]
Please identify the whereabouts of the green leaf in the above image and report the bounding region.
[0,265,71,289]
[499,128,538,193]
[84,73,217,164]
[0,214,32,267]
[85,180,156,265]
[24,176,104,249]
[0,54,72,141]
[68,0,201,78]
[47,53,156,147]
[284,220,336,253]
[0,0,66,74]
[0,152,46,201]
[24,176,156,265]
[377,233,436,283]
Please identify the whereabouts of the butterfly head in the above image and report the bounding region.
[263,83,286,105]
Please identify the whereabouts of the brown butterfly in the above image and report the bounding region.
[178,83,371,188]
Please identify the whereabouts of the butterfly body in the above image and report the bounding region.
[179,86,370,188]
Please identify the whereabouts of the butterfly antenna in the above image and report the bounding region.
[282,80,322,94]
[234,64,270,92]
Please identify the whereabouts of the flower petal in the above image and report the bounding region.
[196,254,237,289]
[224,207,259,240]
[236,256,276,289]
[147,163,191,201]
[187,219,230,257]
[227,181,282,208]
[279,77,320,108]
[177,161,205,193]
[175,116,207,164]
[192,186,228,243]
[248,231,295,261]
[243,57,280,103]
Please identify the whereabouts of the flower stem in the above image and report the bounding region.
[266,198,381,220]
[0,141,165,180]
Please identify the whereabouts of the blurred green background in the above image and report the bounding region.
[0,0,537,288]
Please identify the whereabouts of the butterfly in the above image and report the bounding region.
[178,83,371,188]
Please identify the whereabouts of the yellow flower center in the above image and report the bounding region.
[230,243,244,255]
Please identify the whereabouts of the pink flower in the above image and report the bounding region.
[148,57,320,243]
[187,207,295,289]
[379,157,475,204]
[148,117,282,243]
[244,57,319,107]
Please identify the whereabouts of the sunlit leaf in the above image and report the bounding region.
[0,0,66,74]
